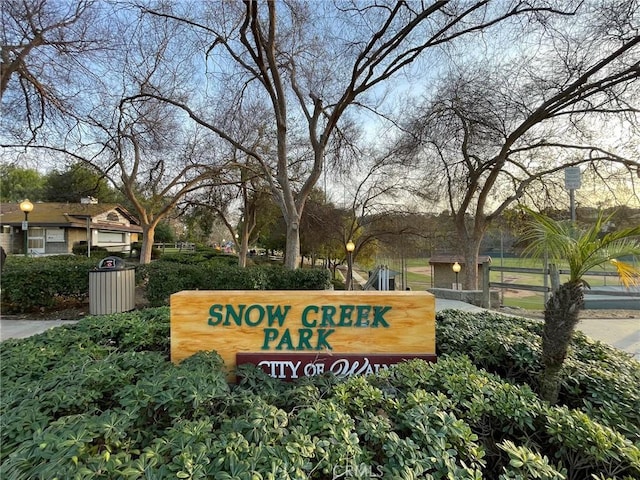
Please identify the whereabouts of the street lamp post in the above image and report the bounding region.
[19,199,34,257]
[346,240,355,291]
[452,261,461,290]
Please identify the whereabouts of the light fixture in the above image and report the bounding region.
[19,199,33,214]
[346,240,355,290]
[452,261,461,290]
[19,199,34,257]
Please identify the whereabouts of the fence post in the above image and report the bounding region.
[549,263,560,294]
[543,253,549,304]
[482,261,491,308]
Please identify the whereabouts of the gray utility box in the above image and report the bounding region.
[89,256,136,315]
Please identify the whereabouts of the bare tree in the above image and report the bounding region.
[1,0,103,141]
[188,158,271,268]
[2,5,230,264]
[100,111,228,264]
[129,0,569,269]
[398,2,640,288]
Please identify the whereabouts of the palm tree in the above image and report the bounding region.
[522,209,640,404]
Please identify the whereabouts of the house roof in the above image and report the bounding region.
[0,202,143,233]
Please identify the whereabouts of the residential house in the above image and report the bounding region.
[0,198,142,256]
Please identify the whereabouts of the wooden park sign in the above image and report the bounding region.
[171,290,436,380]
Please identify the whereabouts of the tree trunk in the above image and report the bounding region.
[283,222,301,269]
[237,219,250,268]
[462,244,480,290]
[540,280,584,404]
[139,224,157,265]
[454,213,486,289]
[238,234,248,268]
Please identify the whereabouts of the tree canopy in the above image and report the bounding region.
[1,1,638,269]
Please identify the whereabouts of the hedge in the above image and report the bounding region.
[138,262,332,306]
[1,256,332,313]
[1,308,638,479]
[0,256,98,313]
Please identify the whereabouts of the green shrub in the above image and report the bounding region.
[1,254,331,312]
[259,265,333,290]
[143,262,331,306]
[156,252,210,264]
[436,309,640,444]
[2,308,638,479]
[71,242,110,258]
[0,256,97,312]
[436,309,543,381]
[130,241,161,259]
[143,262,266,306]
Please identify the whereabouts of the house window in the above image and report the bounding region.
[46,228,65,242]
[97,231,125,244]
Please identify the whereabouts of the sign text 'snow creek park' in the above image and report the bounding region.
[171,290,435,380]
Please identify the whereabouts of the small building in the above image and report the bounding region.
[0,200,142,255]
[428,254,492,289]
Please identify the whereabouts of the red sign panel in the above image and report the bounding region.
[237,352,437,381]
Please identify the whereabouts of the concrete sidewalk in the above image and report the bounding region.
[436,300,639,360]
[1,299,638,360]
[0,319,79,341]
[576,318,639,360]
[435,299,639,359]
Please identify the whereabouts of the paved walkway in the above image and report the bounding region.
[1,299,638,360]
[436,299,639,360]
[0,319,79,341]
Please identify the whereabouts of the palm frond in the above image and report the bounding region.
[610,259,640,288]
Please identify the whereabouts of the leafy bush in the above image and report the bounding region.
[130,241,161,260]
[71,242,111,258]
[1,307,638,479]
[436,309,640,443]
[1,255,330,313]
[0,256,97,313]
[142,262,267,306]
[259,265,333,290]
[142,262,331,306]
[155,252,211,264]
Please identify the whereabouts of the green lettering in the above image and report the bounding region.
[301,305,318,327]
[267,305,290,327]
[225,304,246,326]
[208,304,223,326]
[315,329,334,350]
[372,306,391,327]
[320,306,337,327]
[297,328,313,350]
[244,304,265,327]
[262,328,279,350]
[276,328,295,350]
[339,305,354,327]
[355,305,371,327]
